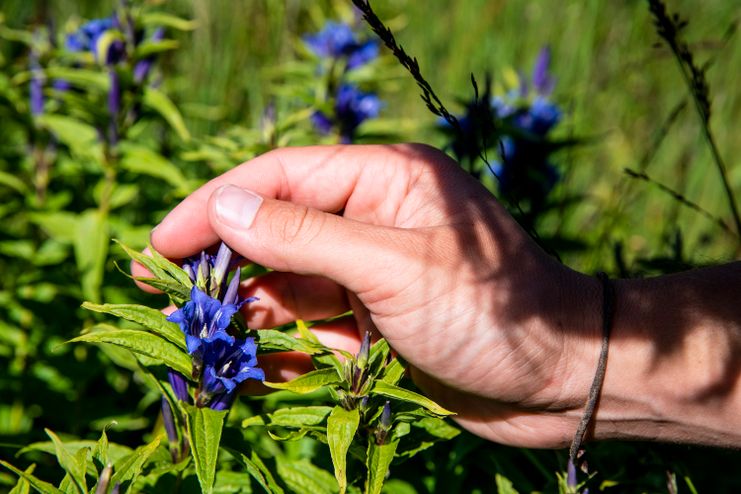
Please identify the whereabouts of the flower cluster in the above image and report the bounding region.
[445,47,563,214]
[167,243,264,410]
[56,12,164,145]
[304,21,382,143]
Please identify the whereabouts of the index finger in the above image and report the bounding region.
[151,144,430,259]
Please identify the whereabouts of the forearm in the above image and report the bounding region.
[587,263,741,446]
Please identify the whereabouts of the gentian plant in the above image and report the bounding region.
[0,241,457,493]
[441,47,565,223]
[304,20,383,143]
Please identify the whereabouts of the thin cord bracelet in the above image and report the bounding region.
[568,271,615,469]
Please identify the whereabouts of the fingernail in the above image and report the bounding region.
[214,185,263,230]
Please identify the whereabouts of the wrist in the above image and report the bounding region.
[591,272,741,446]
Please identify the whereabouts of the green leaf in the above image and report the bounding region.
[256,329,329,355]
[35,115,102,160]
[92,429,109,472]
[327,406,359,494]
[29,212,79,244]
[8,464,35,494]
[229,451,285,494]
[132,277,190,304]
[368,339,390,373]
[276,460,337,494]
[74,209,109,304]
[186,406,227,494]
[295,319,319,342]
[365,440,398,494]
[45,429,87,494]
[495,474,520,494]
[110,435,162,493]
[18,440,132,465]
[379,358,405,386]
[120,144,191,192]
[413,417,459,440]
[263,367,341,394]
[370,382,453,416]
[143,88,191,142]
[140,12,198,31]
[269,406,333,428]
[0,461,63,494]
[134,39,180,59]
[82,303,186,350]
[69,329,192,377]
[44,67,110,91]
[0,170,29,194]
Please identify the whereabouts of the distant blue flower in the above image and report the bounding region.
[65,17,126,65]
[197,332,264,410]
[313,84,382,143]
[310,111,334,135]
[304,21,378,70]
[532,46,555,96]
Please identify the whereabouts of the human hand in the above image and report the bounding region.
[144,144,603,448]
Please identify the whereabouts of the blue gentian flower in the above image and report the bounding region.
[197,332,264,410]
[167,286,242,363]
[182,242,241,300]
[442,46,563,211]
[304,21,378,70]
[313,84,382,143]
[167,243,264,410]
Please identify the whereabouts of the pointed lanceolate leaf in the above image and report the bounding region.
[45,429,87,494]
[116,241,192,289]
[110,435,162,493]
[132,277,190,304]
[379,358,405,386]
[263,367,341,394]
[227,451,285,494]
[276,460,337,494]
[75,209,109,304]
[70,329,192,377]
[365,440,399,494]
[370,382,453,416]
[268,406,333,428]
[143,88,191,142]
[186,406,228,494]
[82,302,186,350]
[0,461,63,494]
[327,406,360,494]
[8,464,35,494]
[256,329,330,355]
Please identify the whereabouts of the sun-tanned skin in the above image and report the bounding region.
[136,144,741,448]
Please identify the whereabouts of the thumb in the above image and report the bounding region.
[207,184,408,295]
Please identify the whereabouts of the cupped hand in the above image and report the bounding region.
[147,144,601,447]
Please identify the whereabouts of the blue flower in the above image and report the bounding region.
[313,84,382,143]
[65,17,126,65]
[532,46,555,97]
[167,286,242,361]
[183,243,241,300]
[304,21,378,70]
[197,332,264,410]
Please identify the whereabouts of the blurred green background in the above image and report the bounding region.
[5,0,740,268]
